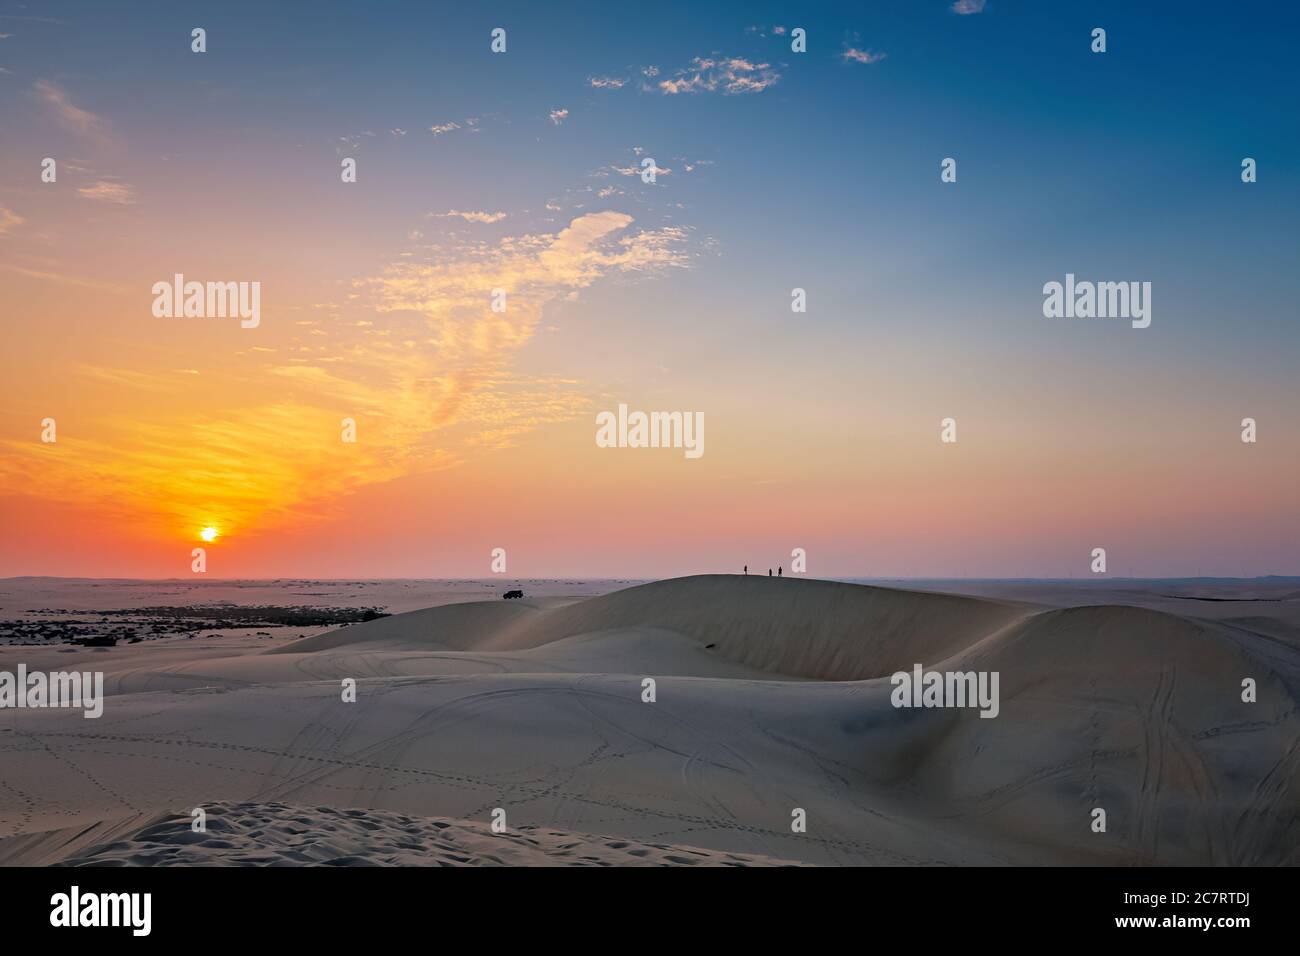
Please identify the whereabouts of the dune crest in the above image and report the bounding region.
[276,574,1033,681]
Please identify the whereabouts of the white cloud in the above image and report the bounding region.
[657,56,780,95]
[437,210,508,224]
[429,121,461,136]
[549,108,569,125]
[611,164,671,177]
[588,76,626,89]
[952,0,987,13]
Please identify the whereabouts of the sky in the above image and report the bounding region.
[1,0,1298,579]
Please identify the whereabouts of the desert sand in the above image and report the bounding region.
[16,801,805,867]
[2,575,1298,866]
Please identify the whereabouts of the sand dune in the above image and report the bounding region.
[2,575,1297,866]
[270,596,579,655]
[269,575,1032,681]
[303,575,1032,678]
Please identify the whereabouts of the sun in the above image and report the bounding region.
[199,527,219,543]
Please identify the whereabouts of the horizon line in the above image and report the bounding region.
[4,574,1299,584]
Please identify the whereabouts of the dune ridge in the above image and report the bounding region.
[276,575,1034,681]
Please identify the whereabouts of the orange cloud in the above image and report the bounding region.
[0,213,690,546]
[0,205,24,234]
[33,79,111,144]
[77,179,136,204]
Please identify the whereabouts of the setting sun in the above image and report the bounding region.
[200,527,219,543]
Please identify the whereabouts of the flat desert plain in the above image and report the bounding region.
[1,575,1297,866]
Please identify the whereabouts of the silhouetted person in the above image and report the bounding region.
[768,568,772,576]
[744,565,748,575]
[778,566,782,576]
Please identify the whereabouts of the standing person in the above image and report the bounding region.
[744,565,748,575]
[768,568,772,577]
[778,566,782,576]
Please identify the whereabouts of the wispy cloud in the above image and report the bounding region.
[549,108,569,125]
[952,0,987,13]
[335,131,374,153]
[0,263,124,292]
[3,214,687,534]
[611,164,671,177]
[33,79,110,143]
[588,76,626,89]
[78,179,136,204]
[437,210,508,224]
[0,205,23,235]
[364,212,690,390]
[429,118,484,137]
[657,56,780,95]
[841,47,887,65]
